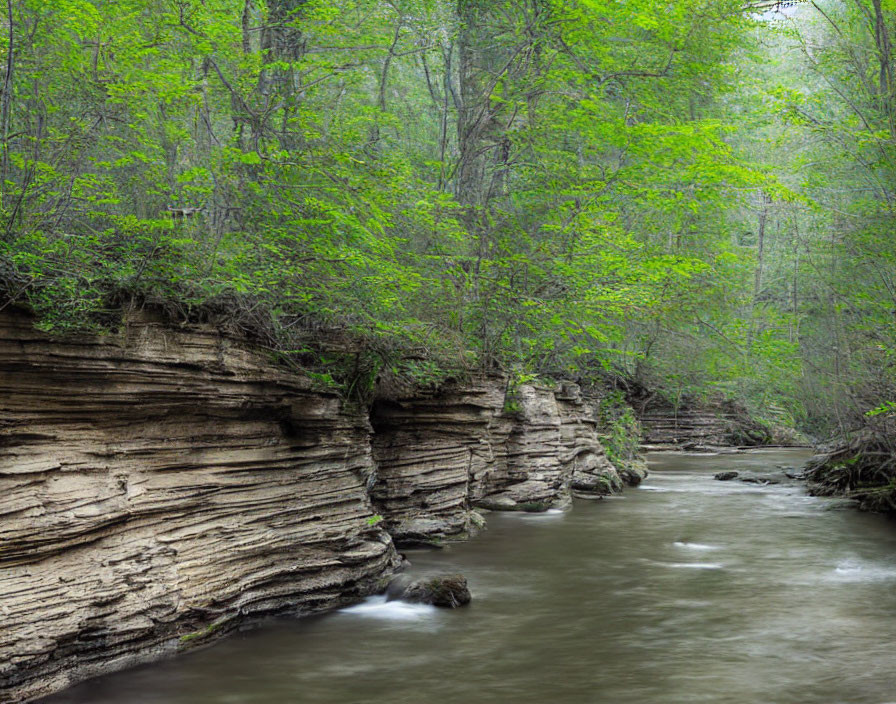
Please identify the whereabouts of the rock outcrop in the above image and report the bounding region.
[636,399,784,449]
[1,309,644,702]
[640,406,739,447]
[478,383,569,511]
[556,383,626,498]
[372,379,640,534]
[369,381,508,545]
[631,387,810,451]
[0,309,399,703]
[620,377,808,449]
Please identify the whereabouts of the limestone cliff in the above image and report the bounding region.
[372,379,640,541]
[636,398,786,448]
[0,310,641,702]
[0,309,399,703]
[639,405,746,447]
[369,380,508,545]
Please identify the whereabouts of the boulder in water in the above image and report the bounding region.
[739,474,781,485]
[714,471,739,481]
[387,574,471,608]
[619,459,649,487]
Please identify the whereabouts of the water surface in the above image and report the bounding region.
[46,450,896,704]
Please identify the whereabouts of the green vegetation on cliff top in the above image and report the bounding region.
[0,0,892,435]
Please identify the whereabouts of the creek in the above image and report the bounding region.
[44,450,896,704]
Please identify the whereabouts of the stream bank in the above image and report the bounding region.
[0,309,641,702]
[803,419,896,513]
[39,449,896,704]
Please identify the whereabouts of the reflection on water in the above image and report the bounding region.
[44,450,896,704]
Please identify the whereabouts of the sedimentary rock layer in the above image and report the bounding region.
[555,383,627,497]
[370,381,509,544]
[1,309,642,702]
[372,379,633,536]
[639,407,741,447]
[0,309,398,703]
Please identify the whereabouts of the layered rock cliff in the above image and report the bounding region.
[0,310,641,702]
[635,398,796,449]
[639,405,746,447]
[618,377,807,450]
[369,380,508,545]
[0,309,399,703]
[372,379,642,542]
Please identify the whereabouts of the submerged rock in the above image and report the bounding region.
[388,574,472,608]
[619,459,650,487]
[739,474,782,485]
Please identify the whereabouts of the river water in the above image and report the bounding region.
[46,450,896,704]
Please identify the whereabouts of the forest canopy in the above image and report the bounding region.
[0,0,892,436]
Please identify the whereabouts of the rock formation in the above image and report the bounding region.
[0,309,399,703]
[373,379,641,531]
[369,380,508,545]
[635,398,793,449]
[0,309,642,702]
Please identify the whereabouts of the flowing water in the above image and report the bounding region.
[46,450,896,704]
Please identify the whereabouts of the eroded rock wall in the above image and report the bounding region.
[639,407,739,447]
[638,400,787,449]
[372,379,632,533]
[632,388,807,450]
[1,309,643,702]
[0,310,399,703]
[555,383,626,497]
[369,380,509,545]
[478,384,569,510]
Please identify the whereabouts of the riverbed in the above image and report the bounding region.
[44,450,896,704]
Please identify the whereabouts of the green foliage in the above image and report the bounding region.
[867,403,896,419]
[598,393,642,466]
[0,0,888,433]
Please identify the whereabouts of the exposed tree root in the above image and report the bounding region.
[805,421,896,512]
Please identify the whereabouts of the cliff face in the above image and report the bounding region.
[0,310,399,703]
[639,406,742,447]
[0,310,639,702]
[636,398,794,449]
[369,381,508,545]
[372,379,637,540]
[555,383,628,497]
[639,404,812,449]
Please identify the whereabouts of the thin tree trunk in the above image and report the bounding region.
[1,0,14,190]
[747,192,771,356]
[870,0,894,136]
[791,217,801,344]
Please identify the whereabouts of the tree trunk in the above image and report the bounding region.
[1,0,14,191]
[870,0,894,136]
[747,191,771,356]
[258,0,308,147]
